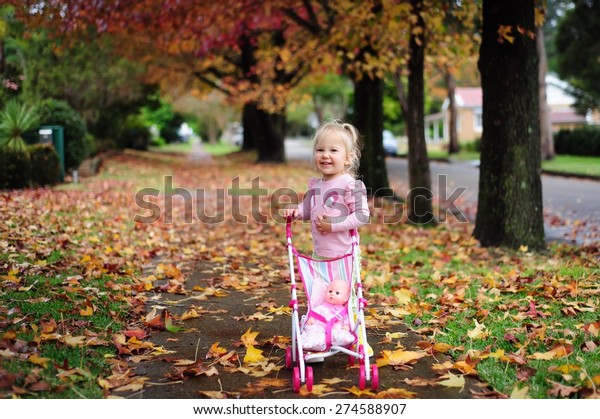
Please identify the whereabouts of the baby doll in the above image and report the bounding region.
[301,279,355,352]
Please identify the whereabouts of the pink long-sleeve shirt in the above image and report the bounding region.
[296,174,370,258]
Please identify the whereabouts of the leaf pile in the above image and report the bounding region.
[1,149,599,399]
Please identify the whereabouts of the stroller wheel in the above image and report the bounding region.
[358,365,366,390]
[292,367,301,393]
[371,364,379,391]
[306,366,313,392]
[347,354,355,366]
[285,346,294,369]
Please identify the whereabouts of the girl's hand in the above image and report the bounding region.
[315,214,332,235]
[282,206,298,219]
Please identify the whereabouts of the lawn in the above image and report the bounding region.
[542,155,600,177]
[1,148,598,399]
[428,149,600,178]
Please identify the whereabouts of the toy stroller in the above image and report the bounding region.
[285,217,379,392]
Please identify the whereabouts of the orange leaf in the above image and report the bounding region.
[498,25,515,44]
[377,349,426,367]
[240,327,259,347]
[530,345,570,360]
[28,354,51,368]
[80,305,94,316]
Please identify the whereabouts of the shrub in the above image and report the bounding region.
[120,115,150,150]
[0,99,39,152]
[35,99,89,171]
[462,138,482,152]
[0,147,31,190]
[554,127,600,156]
[29,143,61,186]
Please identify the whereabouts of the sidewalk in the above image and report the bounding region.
[118,256,502,399]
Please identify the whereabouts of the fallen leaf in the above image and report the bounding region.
[28,354,51,368]
[510,385,530,399]
[243,345,265,363]
[240,327,260,347]
[467,320,487,340]
[530,345,569,360]
[438,372,465,391]
[377,349,426,367]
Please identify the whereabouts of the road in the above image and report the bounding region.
[285,138,600,245]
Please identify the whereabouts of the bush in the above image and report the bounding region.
[554,127,600,156]
[35,99,89,171]
[462,138,482,152]
[29,143,61,186]
[120,115,151,150]
[0,147,31,190]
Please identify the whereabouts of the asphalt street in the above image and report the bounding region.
[285,138,600,245]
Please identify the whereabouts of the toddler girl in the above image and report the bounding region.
[283,119,370,259]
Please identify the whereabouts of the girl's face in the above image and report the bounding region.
[314,133,350,181]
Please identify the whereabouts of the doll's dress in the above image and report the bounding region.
[300,301,355,351]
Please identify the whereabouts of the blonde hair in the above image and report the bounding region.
[311,119,363,178]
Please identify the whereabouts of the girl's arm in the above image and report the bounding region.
[330,180,369,232]
[283,178,317,220]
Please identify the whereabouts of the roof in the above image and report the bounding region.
[441,74,577,111]
[550,107,587,124]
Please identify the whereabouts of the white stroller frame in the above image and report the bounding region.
[285,218,378,393]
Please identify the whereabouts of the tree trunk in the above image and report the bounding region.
[406,0,435,225]
[241,103,257,151]
[538,26,555,160]
[239,34,285,163]
[446,71,459,154]
[474,0,545,249]
[353,75,391,197]
[243,102,286,163]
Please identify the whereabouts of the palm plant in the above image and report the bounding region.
[0,99,39,152]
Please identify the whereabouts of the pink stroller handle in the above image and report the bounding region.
[286,216,293,239]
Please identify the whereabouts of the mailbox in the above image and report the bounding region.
[39,126,65,181]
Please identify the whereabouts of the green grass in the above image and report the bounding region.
[360,224,600,398]
[0,270,132,398]
[203,142,240,156]
[428,150,600,177]
[542,155,600,177]
[149,140,193,154]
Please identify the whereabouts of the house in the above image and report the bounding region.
[424,74,597,144]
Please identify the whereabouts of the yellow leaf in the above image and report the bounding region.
[63,335,87,347]
[376,388,418,399]
[28,354,51,368]
[241,327,260,347]
[467,320,487,340]
[243,345,265,363]
[393,288,412,305]
[510,385,530,399]
[498,25,515,43]
[439,372,465,391]
[80,305,94,316]
[534,7,546,27]
[181,309,199,320]
[530,345,568,360]
[377,349,426,367]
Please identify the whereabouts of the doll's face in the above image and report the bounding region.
[326,280,349,305]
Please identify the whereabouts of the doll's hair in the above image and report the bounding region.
[311,119,363,178]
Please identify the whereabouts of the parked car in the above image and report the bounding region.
[383,130,397,156]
